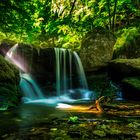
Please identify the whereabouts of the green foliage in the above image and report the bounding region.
[114,27,140,50]
[123,77,140,90]
[68,116,79,123]
[0,0,139,49]
[113,27,140,58]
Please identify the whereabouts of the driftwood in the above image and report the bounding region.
[89,96,140,113]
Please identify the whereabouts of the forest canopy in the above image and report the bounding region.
[0,0,140,49]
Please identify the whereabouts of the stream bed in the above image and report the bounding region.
[0,100,140,140]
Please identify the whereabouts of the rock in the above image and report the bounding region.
[31,48,56,85]
[15,43,39,73]
[13,45,56,84]
[0,39,16,56]
[0,55,19,84]
[113,32,140,59]
[79,27,116,72]
[108,58,140,82]
[122,77,140,100]
[0,55,21,109]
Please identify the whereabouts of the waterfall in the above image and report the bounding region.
[5,45,93,104]
[20,73,44,100]
[73,51,88,89]
[54,48,90,99]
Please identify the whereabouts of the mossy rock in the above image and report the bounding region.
[0,55,21,109]
[108,58,140,82]
[0,55,20,84]
[113,30,140,59]
[122,77,140,100]
[79,27,116,72]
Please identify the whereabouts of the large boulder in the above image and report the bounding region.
[108,58,140,100]
[79,27,116,72]
[122,77,140,100]
[108,58,140,82]
[0,55,21,110]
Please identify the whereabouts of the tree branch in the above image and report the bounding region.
[69,0,77,17]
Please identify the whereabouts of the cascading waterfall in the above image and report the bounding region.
[68,49,72,89]
[6,44,93,105]
[5,44,44,102]
[20,73,44,100]
[73,51,88,89]
[54,48,91,100]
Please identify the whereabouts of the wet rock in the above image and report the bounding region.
[0,55,21,109]
[0,39,16,56]
[122,77,140,100]
[31,48,56,85]
[67,130,81,138]
[108,58,140,82]
[79,27,116,72]
[0,55,19,84]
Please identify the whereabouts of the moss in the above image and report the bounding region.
[0,85,20,108]
[122,77,140,90]
[0,55,19,84]
[93,130,106,137]
[0,55,21,109]
[111,58,140,69]
[113,27,140,59]
[136,132,140,139]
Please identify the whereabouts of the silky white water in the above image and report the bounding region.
[6,45,93,105]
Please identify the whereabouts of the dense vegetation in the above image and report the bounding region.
[0,0,140,50]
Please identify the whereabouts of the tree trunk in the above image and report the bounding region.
[69,0,77,17]
[112,0,118,32]
[106,0,112,30]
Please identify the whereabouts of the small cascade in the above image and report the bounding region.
[68,49,72,89]
[54,48,90,99]
[55,48,61,96]
[20,73,44,101]
[73,51,88,89]
[55,48,69,96]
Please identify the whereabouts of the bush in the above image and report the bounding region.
[113,27,140,58]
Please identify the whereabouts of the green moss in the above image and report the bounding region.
[93,130,106,137]
[123,77,140,90]
[0,55,19,84]
[111,58,140,69]
[0,55,21,109]
[113,27,140,58]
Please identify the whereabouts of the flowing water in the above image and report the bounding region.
[6,45,93,106]
[20,73,44,100]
